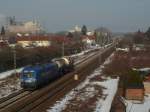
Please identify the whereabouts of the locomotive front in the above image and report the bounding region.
[20,67,38,89]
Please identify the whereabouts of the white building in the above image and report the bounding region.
[7,20,42,34]
[69,25,81,33]
[16,36,51,48]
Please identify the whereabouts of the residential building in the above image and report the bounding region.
[16,35,51,48]
[81,35,96,48]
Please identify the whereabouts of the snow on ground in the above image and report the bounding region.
[0,68,23,99]
[102,53,114,66]
[70,46,101,58]
[74,52,97,65]
[47,52,118,112]
[94,78,118,112]
[0,78,21,98]
[47,69,101,112]
[0,68,23,98]
[126,95,150,112]
[0,67,23,98]
[0,68,23,79]
[116,48,129,52]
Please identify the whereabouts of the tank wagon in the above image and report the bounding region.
[52,57,74,74]
[20,57,74,90]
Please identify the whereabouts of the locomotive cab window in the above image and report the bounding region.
[23,72,34,78]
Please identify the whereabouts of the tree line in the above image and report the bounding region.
[0,43,83,72]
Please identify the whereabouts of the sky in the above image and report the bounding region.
[0,0,149,32]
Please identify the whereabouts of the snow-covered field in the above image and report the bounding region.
[47,52,118,112]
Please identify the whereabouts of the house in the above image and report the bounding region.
[16,35,51,48]
[125,83,144,101]
[16,35,73,48]
[50,35,72,44]
[81,35,96,48]
[0,40,9,48]
[133,44,146,51]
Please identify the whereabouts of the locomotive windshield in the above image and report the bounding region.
[22,71,34,78]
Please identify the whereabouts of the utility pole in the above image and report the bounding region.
[12,44,17,75]
[62,36,65,57]
[62,41,64,57]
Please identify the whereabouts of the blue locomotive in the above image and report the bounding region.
[20,57,74,90]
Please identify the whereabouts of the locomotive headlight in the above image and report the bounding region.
[25,78,36,83]
[31,78,36,82]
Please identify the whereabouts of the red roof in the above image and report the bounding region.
[16,35,73,43]
[81,35,96,40]
[16,35,51,41]
[50,35,72,43]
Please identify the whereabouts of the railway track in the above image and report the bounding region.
[0,49,100,111]
[74,51,99,65]
[0,90,31,109]
[0,89,24,104]
[0,46,114,112]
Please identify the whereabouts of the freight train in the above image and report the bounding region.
[20,57,74,90]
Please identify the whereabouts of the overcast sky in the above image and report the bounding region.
[0,0,149,32]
